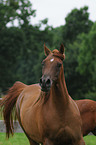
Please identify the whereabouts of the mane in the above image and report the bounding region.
[34,91,50,105]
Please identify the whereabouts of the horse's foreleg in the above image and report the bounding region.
[43,138,53,145]
[78,136,85,145]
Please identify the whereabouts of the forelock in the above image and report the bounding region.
[52,49,65,61]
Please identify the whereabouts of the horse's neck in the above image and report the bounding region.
[50,66,69,108]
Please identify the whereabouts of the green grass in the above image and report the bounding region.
[0,133,96,145]
[0,133,29,145]
[84,135,96,145]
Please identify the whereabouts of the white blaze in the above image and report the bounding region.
[50,58,54,62]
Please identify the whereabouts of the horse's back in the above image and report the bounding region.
[18,83,41,107]
[75,99,96,125]
[75,99,96,113]
[76,99,96,136]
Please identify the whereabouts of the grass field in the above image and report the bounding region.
[0,133,96,145]
[0,133,29,145]
[84,135,96,145]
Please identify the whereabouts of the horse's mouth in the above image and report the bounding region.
[41,86,50,92]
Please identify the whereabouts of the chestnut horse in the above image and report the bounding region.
[0,44,85,145]
[75,99,96,136]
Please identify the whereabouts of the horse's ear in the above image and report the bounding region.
[44,44,51,56]
[59,44,65,54]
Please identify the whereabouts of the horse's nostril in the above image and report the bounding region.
[40,77,51,92]
[46,79,51,86]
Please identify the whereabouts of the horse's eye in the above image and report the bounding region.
[57,63,62,68]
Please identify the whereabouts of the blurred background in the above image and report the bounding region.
[0,0,96,101]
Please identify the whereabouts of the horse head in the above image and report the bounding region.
[40,44,65,92]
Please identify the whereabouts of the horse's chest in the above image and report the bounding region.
[42,124,80,145]
[54,126,78,145]
[40,107,81,144]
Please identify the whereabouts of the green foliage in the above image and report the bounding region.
[0,2,17,29]
[62,6,93,44]
[76,23,96,100]
[63,40,83,99]
[64,25,96,100]
[0,27,25,91]
[16,0,36,26]
[77,23,96,78]
[84,90,96,101]
[52,26,64,48]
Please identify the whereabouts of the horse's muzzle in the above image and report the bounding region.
[39,76,52,92]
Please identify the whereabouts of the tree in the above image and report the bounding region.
[62,6,93,44]
[0,0,36,90]
[0,1,17,29]
[63,38,85,99]
[77,23,96,100]
[0,0,36,28]
[16,0,36,27]
[0,27,25,91]
[52,26,64,49]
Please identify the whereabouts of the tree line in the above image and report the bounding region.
[0,0,96,100]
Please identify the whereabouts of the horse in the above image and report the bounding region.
[75,99,96,136]
[0,44,85,145]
